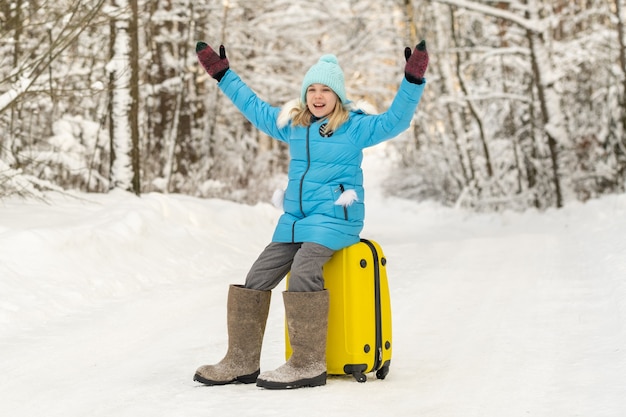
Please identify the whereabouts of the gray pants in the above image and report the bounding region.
[245,242,335,292]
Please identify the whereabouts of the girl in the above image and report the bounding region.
[194,40,428,390]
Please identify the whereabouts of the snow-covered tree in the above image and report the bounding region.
[106,0,140,194]
[0,0,109,197]
[1,0,624,211]
[392,0,623,210]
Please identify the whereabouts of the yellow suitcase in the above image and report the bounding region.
[286,238,392,382]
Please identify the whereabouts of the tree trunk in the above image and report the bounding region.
[449,6,493,180]
[614,0,626,162]
[129,0,141,195]
[526,27,563,208]
[108,0,135,192]
[437,4,472,185]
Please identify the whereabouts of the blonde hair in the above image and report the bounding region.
[290,98,350,133]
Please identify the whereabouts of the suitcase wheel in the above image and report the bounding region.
[376,360,391,379]
[352,371,367,383]
[376,363,390,380]
[345,365,368,383]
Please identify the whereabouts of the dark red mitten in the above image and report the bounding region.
[196,42,229,82]
[404,40,429,85]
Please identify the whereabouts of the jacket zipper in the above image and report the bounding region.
[299,125,311,218]
[293,124,312,242]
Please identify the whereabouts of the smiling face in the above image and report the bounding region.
[305,84,338,118]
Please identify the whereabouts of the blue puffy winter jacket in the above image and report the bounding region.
[218,69,425,250]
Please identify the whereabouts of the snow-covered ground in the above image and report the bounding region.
[1,147,625,417]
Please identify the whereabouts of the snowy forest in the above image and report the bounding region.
[1,0,625,211]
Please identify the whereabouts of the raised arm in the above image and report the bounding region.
[351,40,429,148]
[196,42,288,142]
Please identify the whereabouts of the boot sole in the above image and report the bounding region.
[194,369,259,386]
[256,372,327,390]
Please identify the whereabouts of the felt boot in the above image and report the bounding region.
[194,285,271,385]
[256,290,329,389]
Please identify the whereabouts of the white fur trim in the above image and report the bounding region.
[276,98,377,128]
[271,188,285,209]
[277,99,300,128]
[346,99,378,115]
[334,189,358,207]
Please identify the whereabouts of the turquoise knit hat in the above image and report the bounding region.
[301,54,347,104]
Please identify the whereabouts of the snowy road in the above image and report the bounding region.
[1,150,626,416]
